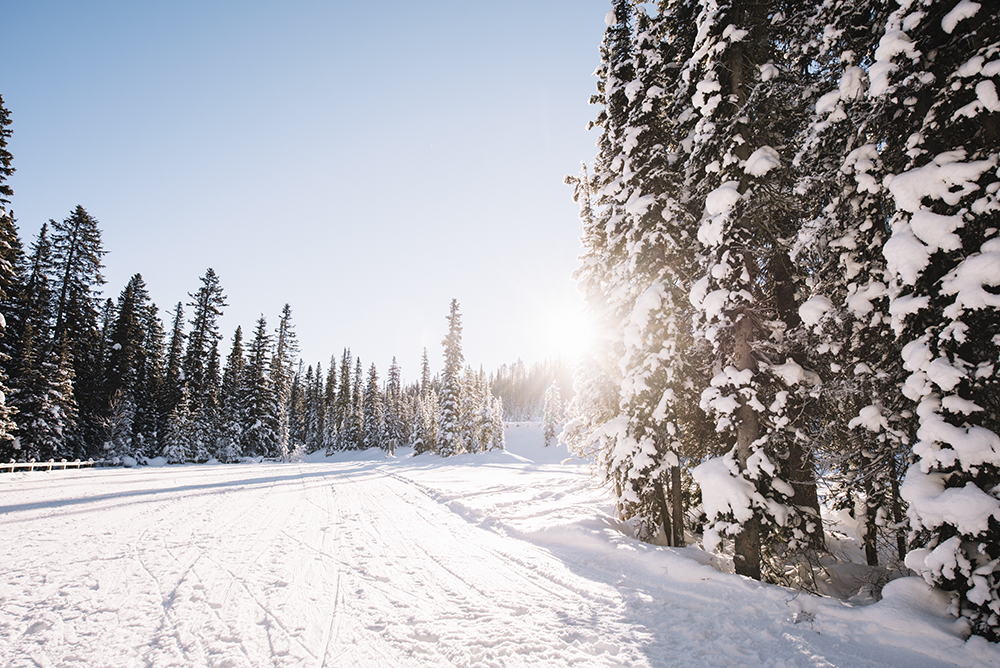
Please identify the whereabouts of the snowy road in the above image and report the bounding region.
[2,426,998,667]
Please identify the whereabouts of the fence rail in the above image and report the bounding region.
[1,459,95,473]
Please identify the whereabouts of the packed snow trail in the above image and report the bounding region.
[2,425,998,667]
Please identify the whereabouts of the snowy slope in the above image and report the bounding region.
[1,424,998,667]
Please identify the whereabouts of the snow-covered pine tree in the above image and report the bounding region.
[132,301,166,459]
[383,357,404,454]
[0,95,19,448]
[860,1,1000,641]
[7,226,78,461]
[163,388,194,464]
[459,366,482,453]
[672,0,837,578]
[362,362,383,451]
[330,348,353,452]
[543,382,564,447]
[241,315,280,458]
[287,363,306,455]
[437,299,464,457]
[569,0,708,548]
[162,302,186,415]
[216,326,245,462]
[341,357,364,450]
[322,355,338,453]
[787,0,912,567]
[49,205,106,456]
[103,273,158,458]
[414,387,439,455]
[270,303,298,460]
[182,268,227,413]
[489,394,505,451]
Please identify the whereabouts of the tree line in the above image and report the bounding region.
[0,96,508,464]
[565,0,999,641]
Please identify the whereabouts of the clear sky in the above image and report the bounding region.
[2,0,611,381]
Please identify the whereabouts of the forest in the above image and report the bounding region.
[0,99,570,468]
[562,0,1000,642]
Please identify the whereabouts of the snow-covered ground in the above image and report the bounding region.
[2,424,998,667]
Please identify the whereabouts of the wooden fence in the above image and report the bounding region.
[1,459,95,473]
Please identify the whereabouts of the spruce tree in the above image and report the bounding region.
[182,268,227,412]
[383,357,404,454]
[362,362,383,450]
[543,382,564,447]
[270,303,298,459]
[49,205,106,455]
[216,326,246,462]
[331,348,353,451]
[0,94,20,448]
[437,299,464,457]
[6,226,77,461]
[241,315,280,458]
[869,1,1000,640]
[103,274,158,457]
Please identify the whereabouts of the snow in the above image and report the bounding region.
[2,424,999,667]
[799,294,833,327]
[744,146,781,177]
[941,1,981,35]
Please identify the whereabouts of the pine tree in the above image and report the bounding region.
[0,94,20,449]
[0,94,13,209]
[49,205,106,455]
[489,394,506,451]
[103,274,157,457]
[362,362,383,450]
[342,357,364,450]
[6,225,78,462]
[216,326,246,462]
[182,268,227,412]
[10,327,78,462]
[163,389,194,464]
[437,299,464,457]
[543,382,564,447]
[867,1,1000,640]
[383,357,404,454]
[270,303,298,459]
[323,355,338,453]
[331,348,353,452]
[163,302,186,414]
[133,302,166,459]
[241,316,280,458]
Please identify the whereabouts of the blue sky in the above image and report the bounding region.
[3,0,610,379]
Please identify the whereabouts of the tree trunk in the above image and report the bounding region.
[889,458,907,562]
[863,453,879,567]
[654,479,673,547]
[671,465,686,547]
[734,309,762,580]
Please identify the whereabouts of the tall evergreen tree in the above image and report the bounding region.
[362,362,383,450]
[867,1,1000,641]
[383,357,404,454]
[216,326,246,462]
[330,348,353,452]
[6,226,77,461]
[163,302,186,414]
[0,94,20,448]
[103,274,157,457]
[49,205,106,454]
[437,299,464,457]
[241,315,280,458]
[182,268,227,411]
[270,303,298,459]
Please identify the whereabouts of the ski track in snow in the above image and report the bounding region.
[2,425,999,668]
